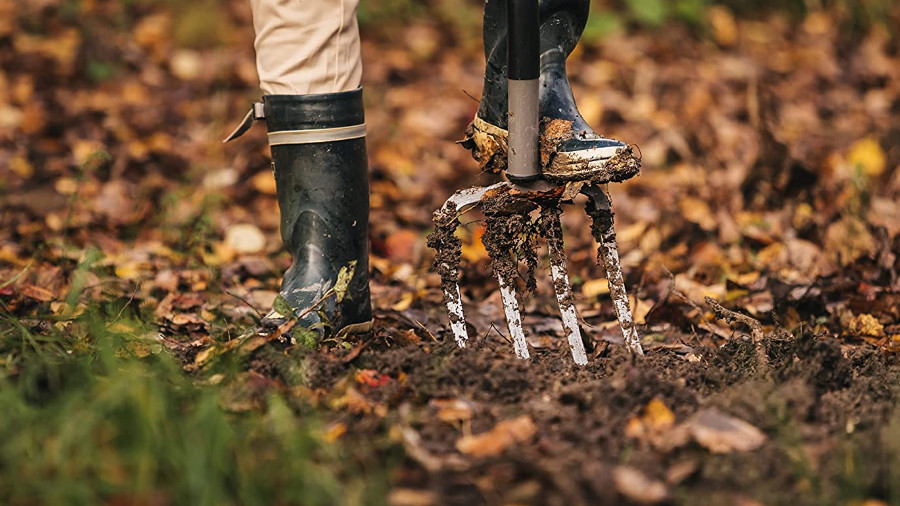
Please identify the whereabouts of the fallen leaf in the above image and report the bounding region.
[613,466,669,504]
[251,170,277,195]
[323,422,346,443]
[581,278,609,299]
[688,408,766,453]
[456,415,537,457]
[387,488,437,506]
[625,398,676,440]
[847,137,886,177]
[356,369,392,388]
[430,398,474,424]
[849,313,885,338]
[225,224,266,254]
[707,5,738,46]
[679,196,717,231]
[385,229,421,263]
[20,284,55,302]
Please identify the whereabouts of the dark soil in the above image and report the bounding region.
[297,326,900,506]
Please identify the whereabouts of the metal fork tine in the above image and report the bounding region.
[432,184,505,348]
[583,184,644,356]
[495,266,530,359]
[444,282,469,348]
[542,206,588,365]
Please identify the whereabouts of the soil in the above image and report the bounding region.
[426,207,464,324]
[480,189,541,296]
[298,327,900,506]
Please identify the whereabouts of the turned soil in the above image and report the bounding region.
[281,318,900,506]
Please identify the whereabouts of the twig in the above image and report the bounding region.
[704,296,763,341]
[461,89,480,103]
[704,296,769,373]
[105,281,140,329]
[413,319,437,342]
[225,290,262,319]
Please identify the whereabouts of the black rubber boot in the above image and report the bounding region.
[462,0,639,183]
[260,89,372,338]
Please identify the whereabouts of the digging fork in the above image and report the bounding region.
[429,0,643,364]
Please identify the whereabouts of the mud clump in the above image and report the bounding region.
[459,118,508,174]
[426,207,464,323]
[540,204,574,307]
[539,118,576,168]
[460,116,641,184]
[480,189,540,295]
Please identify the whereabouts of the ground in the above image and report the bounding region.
[2,1,900,504]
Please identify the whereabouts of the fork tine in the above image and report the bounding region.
[431,184,506,348]
[495,265,530,359]
[583,184,644,356]
[541,206,588,365]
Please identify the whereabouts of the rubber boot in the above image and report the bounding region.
[462,0,639,183]
[244,89,373,338]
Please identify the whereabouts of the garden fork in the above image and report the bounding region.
[428,0,643,364]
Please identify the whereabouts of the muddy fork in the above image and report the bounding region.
[428,0,643,363]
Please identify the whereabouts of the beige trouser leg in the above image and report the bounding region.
[250,0,363,95]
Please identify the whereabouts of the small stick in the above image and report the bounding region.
[704,296,769,373]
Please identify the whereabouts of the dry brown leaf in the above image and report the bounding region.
[225,224,267,254]
[456,415,537,458]
[613,466,669,504]
[430,398,474,424]
[20,284,55,302]
[688,408,766,453]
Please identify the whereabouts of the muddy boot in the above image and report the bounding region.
[229,89,372,338]
[463,0,638,183]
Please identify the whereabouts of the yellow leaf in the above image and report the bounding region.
[679,196,717,231]
[456,415,537,457]
[251,170,277,195]
[581,278,609,299]
[323,422,347,443]
[115,261,141,280]
[460,225,488,262]
[625,398,676,440]
[392,292,415,311]
[9,155,32,178]
[849,313,884,338]
[707,6,738,46]
[847,137,886,177]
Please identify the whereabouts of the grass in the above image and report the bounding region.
[0,299,393,505]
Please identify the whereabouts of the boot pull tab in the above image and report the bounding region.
[223,102,266,143]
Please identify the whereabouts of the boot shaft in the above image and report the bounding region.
[478,0,591,131]
[263,89,372,331]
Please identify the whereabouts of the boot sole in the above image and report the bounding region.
[543,146,642,183]
[466,117,640,183]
